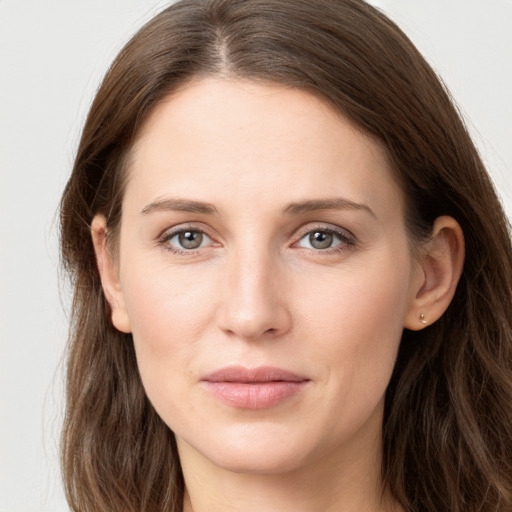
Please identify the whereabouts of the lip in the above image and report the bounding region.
[201,366,310,410]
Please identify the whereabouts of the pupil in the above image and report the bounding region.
[310,231,333,249]
[179,231,202,249]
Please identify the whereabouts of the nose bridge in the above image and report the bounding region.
[218,235,290,339]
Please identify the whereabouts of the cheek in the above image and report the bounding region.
[119,260,219,402]
[122,257,216,339]
[298,251,412,409]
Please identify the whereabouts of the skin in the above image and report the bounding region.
[92,78,464,512]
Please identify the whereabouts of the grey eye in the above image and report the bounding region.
[297,229,344,250]
[165,229,211,251]
[178,230,204,249]
[309,231,334,249]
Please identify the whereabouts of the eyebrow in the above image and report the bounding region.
[140,198,218,215]
[283,197,376,218]
[140,196,375,218]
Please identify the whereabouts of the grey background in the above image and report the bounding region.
[1,1,510,510]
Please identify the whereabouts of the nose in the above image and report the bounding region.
[217,248,292,340]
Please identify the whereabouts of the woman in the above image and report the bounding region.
[59,0,512,511]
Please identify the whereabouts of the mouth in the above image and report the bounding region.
[201,366,310,409]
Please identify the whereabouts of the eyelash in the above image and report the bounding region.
[158,224,356,255]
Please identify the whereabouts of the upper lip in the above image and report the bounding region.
[202,366,308,383]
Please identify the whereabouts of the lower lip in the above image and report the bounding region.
[203,381,308,409]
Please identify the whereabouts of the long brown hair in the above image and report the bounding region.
[59,1,512,510]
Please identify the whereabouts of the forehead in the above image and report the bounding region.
[124,78,403,220]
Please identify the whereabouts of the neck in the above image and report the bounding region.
[181,468,398,512]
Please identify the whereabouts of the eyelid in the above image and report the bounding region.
[157,220,215,239]
[294,223,355,241]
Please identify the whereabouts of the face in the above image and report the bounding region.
[106,78,423,475]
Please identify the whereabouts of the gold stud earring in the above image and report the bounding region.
[419,313,427,325]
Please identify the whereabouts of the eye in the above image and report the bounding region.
[296,228,350,251]
[162,228,213,252]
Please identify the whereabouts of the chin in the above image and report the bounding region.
[178,422,317,475]
[208,446,309,475]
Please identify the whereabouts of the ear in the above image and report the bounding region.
[405,216,465,331]
[91,215,131,333]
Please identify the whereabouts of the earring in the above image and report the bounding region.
[419,313,427,325]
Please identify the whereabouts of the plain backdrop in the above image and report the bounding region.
[1,1,510,511]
